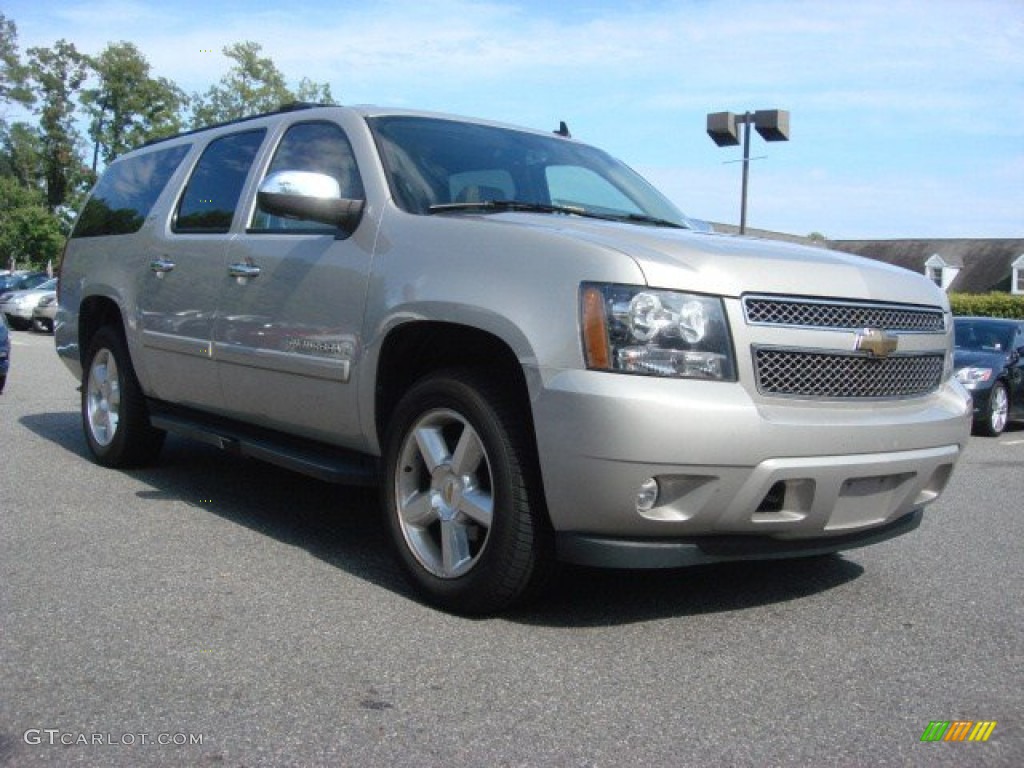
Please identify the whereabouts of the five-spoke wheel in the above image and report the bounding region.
[383,369,552,614]
[81,326,164,467]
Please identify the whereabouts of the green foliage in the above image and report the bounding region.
[0,176,65,269]
[4,15,338,264]
[190,42,333,128]
[82,42,187,168]
[0,121,45,187]
[26,39,90,211]
[949,292,1024,319]
[0,13,33,106]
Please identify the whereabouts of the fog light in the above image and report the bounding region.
[636,478,660,512]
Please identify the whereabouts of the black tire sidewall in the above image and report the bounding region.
[81,326,163,467]
[382,371,542,614]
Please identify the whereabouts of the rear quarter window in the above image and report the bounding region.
[71,144,191,238]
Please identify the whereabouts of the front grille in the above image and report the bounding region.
[744,296,945,333]
[754,348,945,399]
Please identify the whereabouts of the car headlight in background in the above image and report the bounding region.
[955,367,994,388]
[581,283,736,380]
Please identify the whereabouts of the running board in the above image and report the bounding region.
[148,403,379,486]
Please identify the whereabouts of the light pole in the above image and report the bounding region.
[707,110,790,234]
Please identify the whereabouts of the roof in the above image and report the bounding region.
[828,239,1024,293]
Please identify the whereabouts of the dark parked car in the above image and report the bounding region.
[954,316,1024,436]
[0,313,9,394]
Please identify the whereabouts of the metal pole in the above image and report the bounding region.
[739,111,751,235]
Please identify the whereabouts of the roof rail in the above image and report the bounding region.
[140,102,337,149]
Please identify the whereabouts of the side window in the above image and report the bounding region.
[72,144,190,238]
[546,165,642,215]
[175,129,266,233]
[252,121,363,231]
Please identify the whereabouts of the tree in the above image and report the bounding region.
[0,13,33,108]
[190,42,333,128]
[0,176,64,270]
[0,120,45,188]
[26,40,89,211]
[81,42,187,171]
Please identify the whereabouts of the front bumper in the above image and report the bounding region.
[558,507,922,568]
[532,369,970,551]
[1,303,34,321]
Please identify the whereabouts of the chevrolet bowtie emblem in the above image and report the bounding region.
[855,328,898,357]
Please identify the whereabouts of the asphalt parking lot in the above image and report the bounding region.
[1,329,1021,767]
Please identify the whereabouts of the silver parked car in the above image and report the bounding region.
[31,292,58,333]
[1,277,57,330]
[55,104,971,613]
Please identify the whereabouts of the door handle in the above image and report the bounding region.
[150,258,176,275]
[228,263,262,279]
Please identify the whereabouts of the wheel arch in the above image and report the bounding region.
[372,321,537,456]
[78,294,126,368]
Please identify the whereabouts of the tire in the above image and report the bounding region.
[382,368,553,614]
[82,325,165,467]
[976,382,1009,437]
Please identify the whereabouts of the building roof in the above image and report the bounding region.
[828,239,1024,293]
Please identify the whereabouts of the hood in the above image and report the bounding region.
[488,213,947,307]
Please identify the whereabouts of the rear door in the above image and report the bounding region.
[138,128,266,410]
[212,119,372,445]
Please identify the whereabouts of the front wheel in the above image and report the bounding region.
[382,369,553,614]
[82,325,165,467]
[977,382,1009,437]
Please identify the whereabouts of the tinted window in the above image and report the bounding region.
[72,144,190,238]
[176,130,265,233]
[954,320,1016,352]
[252,121,363,231]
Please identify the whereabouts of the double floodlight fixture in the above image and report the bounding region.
[706,109,790,234]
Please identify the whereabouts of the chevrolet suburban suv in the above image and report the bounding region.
[56,104,971,613]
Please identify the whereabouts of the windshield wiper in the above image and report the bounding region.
[428,200,587,216]
[612,212,688,229]
[428,200,689,229]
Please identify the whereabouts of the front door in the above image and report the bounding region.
[213,120,372,446]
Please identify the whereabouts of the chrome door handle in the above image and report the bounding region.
[150,258,176,274]
[228,263,261,279]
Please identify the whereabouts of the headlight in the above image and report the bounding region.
[955,367,993,388]
[581,283,736,380]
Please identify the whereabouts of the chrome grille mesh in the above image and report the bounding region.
[754,349,945,399]
[744,296,945,332]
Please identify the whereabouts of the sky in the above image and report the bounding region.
[3,0,1022,239]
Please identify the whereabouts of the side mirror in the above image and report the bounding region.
[257,170,364,232]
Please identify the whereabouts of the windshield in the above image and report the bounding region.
[954,320,1015,353]
[368,115,689,227]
